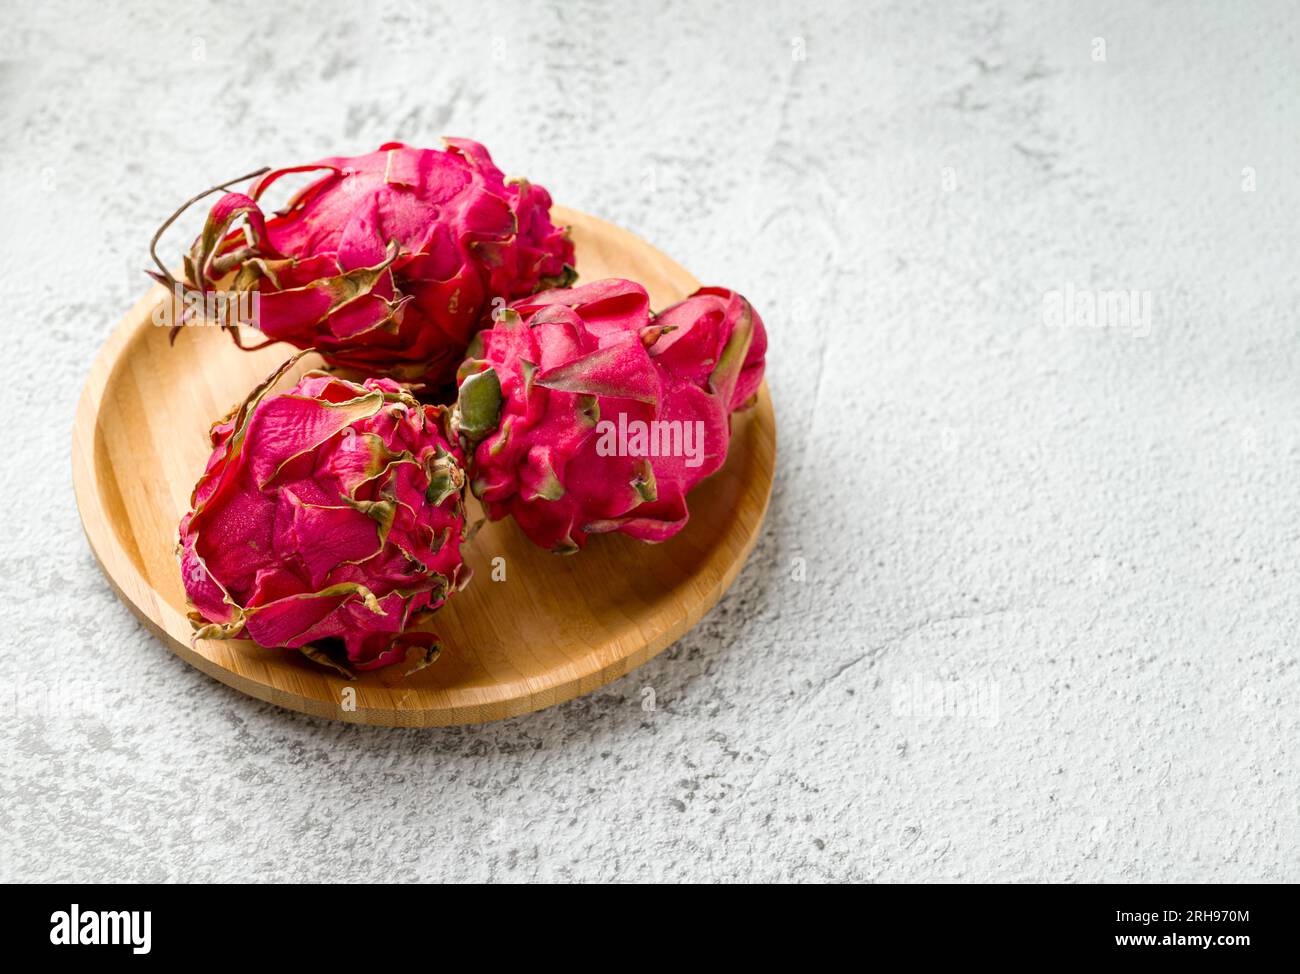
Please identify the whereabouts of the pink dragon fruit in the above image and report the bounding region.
[164,139,575,390]
[454,278,766,552]
[178,355,469,674]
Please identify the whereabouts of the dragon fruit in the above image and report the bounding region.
[454,278,766,552]
[162,139,575,390]
[178,355,469,674]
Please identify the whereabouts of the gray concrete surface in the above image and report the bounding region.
[2,0,1298,882]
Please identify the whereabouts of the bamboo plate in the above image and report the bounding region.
[72,206,776,727]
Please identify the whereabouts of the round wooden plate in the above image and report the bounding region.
[72,207,776,727]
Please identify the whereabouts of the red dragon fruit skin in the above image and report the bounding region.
[454,279,767,552]
[182,139,575,389]
[178,356,469,674]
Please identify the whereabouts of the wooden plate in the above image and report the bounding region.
[72,207,776,727]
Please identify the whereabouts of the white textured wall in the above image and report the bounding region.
[2,0,1297,882]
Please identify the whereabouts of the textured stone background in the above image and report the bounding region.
[2,0,1298,882]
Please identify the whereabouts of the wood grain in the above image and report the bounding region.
[71,207,777,726]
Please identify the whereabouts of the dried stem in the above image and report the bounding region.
[148,167,270,287]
